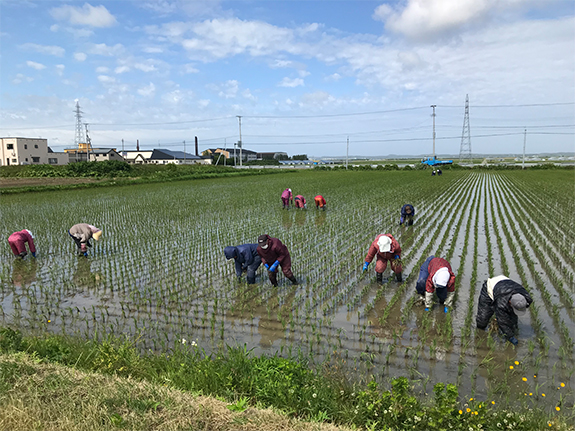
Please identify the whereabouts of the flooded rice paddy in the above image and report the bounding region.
[1,169,574,409]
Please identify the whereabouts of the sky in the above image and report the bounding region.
[1,0,574,158]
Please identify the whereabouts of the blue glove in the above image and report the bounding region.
[444,306,449,313]
[394,255,400,260]
[83,252,88,257]
[31,252,36,258]
[269,260,280,272]
[264,263,270,270]
[362,262,369,272]
[425,307,430,311]
[509,336,518,346]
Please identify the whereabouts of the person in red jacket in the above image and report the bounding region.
[362,233,402,283]
[415,256,456,312]
[281,188,293,209]
[294,195,307,209]
[8,229,36,258]
[314,195,327,210]
[257,234,298,287]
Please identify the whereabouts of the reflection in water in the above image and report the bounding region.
[11,259,37,288]
[257,286,298,347]
[281,210,293,230]
[72,257,102,289]
[295,209,307,226]
[315,210,327,227]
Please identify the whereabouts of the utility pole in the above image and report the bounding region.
[183,140,186,164]
[121,139,124,153]
[430,105,437,160]
[346,136,349,170]
[237,115,243,168]
[522,128,526,169]
[84,123,91,162]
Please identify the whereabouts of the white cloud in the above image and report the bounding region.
[182,18,295,59]
[271,59,293,68]
[142,46,164,54]
[372,0,531,40]
[13,73,33,84]
[97,75,116,83]
[198,99,210,108]
[182,63,199,74]
[299,91,337,107]
[89,43,124,56]
[20,43,65,57]
[74,52,87,61]
[134,62,157,72]
[207,80,239,99]
[138,82,156,97]
[50,24,59,32]
[50,3,117,28]
[242,89,257,102]
[55,64,65,76]
[26,60,46,70]
[325,73,342,82]
[115,66,130,74]
[279,77,304,88]
[96,66,109,73]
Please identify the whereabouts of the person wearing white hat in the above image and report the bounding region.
[415,256,456,312]
[476,275,532,345]
[8,229,37,258]
[362,233,402,284]
[281,188,294,209]
[69,223,102,257]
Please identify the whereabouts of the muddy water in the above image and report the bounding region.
[1,171,573,410]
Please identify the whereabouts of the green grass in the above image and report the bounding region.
[0,327,572,431]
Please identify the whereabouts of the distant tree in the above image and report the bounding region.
[292,154,308,160]
[276,154,289,160]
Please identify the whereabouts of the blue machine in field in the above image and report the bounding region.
[421,156,453,167]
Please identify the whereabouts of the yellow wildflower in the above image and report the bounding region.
[560,383,565,388]
[556,406,560,412]
[466,408,471,413]
[459,410,463,414]
[542,393,546,397]
[522,377,527,382]
[509,365,514,370]
[514,360,519,365]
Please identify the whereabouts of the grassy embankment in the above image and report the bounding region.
[0,161,294,194]
[0,327,572,431]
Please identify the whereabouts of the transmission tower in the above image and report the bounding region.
[74,100,86,148]
[459,94,472,165]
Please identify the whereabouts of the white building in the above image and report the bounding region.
[89,148,124,162]
[0,137,68,166]
[121,149,211,165]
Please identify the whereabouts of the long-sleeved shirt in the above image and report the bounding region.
[257,235,290,266]
[365,233,401,263]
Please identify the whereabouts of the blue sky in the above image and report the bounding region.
[1,0,574,158]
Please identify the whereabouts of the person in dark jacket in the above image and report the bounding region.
[224,244,262,284]
[257,234,298,286]
[399,204,415,226]
[476,275,532,345]
[362,233,402,283]
[415,256,456,312]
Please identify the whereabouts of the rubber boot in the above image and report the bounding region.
[396,272,403,282]
[288,276,298,285]
[376,272,383,284]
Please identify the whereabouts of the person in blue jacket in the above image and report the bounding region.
[400,204,415,226]
[224,244,262,284]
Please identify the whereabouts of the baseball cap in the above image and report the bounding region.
[258,235,268,245]
[510,294,527,316]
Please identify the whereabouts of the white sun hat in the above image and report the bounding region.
[377,235,392,253]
